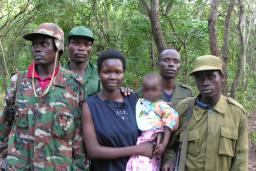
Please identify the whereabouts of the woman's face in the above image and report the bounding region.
[99,59,124,91]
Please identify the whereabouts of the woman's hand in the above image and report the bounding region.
[137,142,154,157]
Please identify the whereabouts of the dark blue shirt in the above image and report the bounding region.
[195,98,212,111]
[86,93,139,171]
[163,91,173,102]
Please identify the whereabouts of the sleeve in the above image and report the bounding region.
[231,113,248,171]
[161,103,179,131]
[71,84,89,170]
[0,74,18,143]
[162,101,188,163]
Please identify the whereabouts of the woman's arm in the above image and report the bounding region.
[82,102,153,160]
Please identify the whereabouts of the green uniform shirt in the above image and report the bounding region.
[170,95,248,171]
[0,67,88,170]
[64,62,101,98]
[160,83,192,107]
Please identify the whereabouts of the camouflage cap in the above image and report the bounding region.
[23,23,64,52]
[190,55,223,75]
[68,26,94,41]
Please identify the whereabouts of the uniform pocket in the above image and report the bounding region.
[15,100,28,128]
[179,130,201,156]
[219,127,238,157]
[52,109,75,139]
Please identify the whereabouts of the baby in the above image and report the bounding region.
[126,73,179,171]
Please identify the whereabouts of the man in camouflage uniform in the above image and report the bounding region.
[162,55,248,171]
[64,26,101,98]
[0,23,88,170]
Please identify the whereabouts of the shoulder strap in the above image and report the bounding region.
[177,101,194,171]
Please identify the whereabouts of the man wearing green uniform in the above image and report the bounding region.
[0,23,88,170]
[64,26,101,97]
[163,55,248,171]
[157,49,192,106]
[138,49,192,105]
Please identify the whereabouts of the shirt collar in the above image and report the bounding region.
[66,61,96,81]
[195,98,212,110]
[213,95,227,114]
[195,94,226,114]
[27,62,60,81]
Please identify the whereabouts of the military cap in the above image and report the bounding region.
[190,55,223,75]
[68,26,94,41]
[23,23,64,52]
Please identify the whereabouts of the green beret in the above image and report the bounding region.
[68,26,94,41]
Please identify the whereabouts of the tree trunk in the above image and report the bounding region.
[208,0,220,56]
[230,0,246,98]
[221,0,235,95]
[140,0,167,54]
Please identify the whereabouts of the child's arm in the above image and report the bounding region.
[153,127,171,156]
[156,132,163,145]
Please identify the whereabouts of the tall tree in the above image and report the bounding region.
[208,0,220,56]
[230,0,246,98]
[140,0,167,53]
[221,0,236,95]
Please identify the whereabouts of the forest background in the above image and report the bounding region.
[0,0,256,168]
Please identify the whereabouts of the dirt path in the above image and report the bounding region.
[248,112,256,171]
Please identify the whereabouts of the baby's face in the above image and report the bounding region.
[142,78,162,102]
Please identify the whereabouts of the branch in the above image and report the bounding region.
[0,0,29,31]
[140,0,151,14]
[162,14,186,48]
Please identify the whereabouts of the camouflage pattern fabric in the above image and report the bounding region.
[0,67,89,170]
[23,23,65,52]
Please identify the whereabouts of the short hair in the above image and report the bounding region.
[97,49,126,72]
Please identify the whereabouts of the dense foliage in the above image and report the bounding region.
[0,0,255,111]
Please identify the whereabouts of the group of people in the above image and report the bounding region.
[0,22,248,171]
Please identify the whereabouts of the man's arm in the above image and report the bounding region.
[0,74,18,166]
[0,74,18,143]
[71,113,89,170]
[231,114,248,171]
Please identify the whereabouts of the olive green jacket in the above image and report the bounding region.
[166,95,248,171]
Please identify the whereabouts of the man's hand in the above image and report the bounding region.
[120,87,133,96]
[161,159,175,171]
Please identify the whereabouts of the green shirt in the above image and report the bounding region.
[160,83,192,107]
[168,95,248,171]
[64,62,101,98]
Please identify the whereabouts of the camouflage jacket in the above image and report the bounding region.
[0,67,88,170]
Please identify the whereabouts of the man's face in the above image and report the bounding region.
[194,70,222,99]
[68,37,93,64]
[31,35,57,66]
[158,53,181,79]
